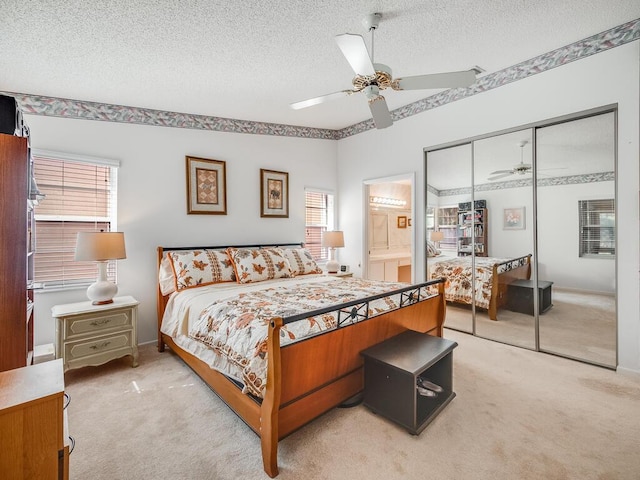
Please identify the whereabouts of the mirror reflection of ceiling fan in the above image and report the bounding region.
[290,13,478,129]
[488,140,566,181]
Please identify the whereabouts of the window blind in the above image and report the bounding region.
[32,154,118,287]
[305,190,334,260]
[578,199,615,258]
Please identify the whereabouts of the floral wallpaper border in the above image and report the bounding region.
[4,19,638,140]
[430,171,615,197]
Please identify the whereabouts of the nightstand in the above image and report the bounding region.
[326,271,353,278]
[52,296,139,373]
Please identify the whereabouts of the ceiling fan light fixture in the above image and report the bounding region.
[363,85,380,99]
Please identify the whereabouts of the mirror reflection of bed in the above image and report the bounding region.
[425,110,616,368]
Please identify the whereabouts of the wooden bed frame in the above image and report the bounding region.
[487,254,532,320]
[429,253,531,320]
[157,244,446,477]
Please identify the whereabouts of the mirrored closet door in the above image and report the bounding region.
[536,112,616,367]
[425,108,617,368]
[425,143,473,333]
[473,129,535,350]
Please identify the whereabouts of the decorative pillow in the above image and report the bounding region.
[168,249,236,291]
[227,247,293,283]
[283,248,323,276]
[427,240,441,258]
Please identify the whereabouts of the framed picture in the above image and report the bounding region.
[504,207,525,230]
[186,156,227,215]
[260,169,289,218]
[397,215,407,229]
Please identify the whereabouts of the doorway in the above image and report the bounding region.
[364,174,415,283]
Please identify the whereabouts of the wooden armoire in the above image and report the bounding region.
[0,133,32,372]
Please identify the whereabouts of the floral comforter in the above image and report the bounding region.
[164,276,430,398]
[428,256,508,309]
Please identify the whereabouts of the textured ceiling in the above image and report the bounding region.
[1,1,638,131]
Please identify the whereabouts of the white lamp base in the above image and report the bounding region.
[326,259,340,274]
[87,261,118,305]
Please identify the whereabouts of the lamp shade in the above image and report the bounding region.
[322,231,345,248]
[75,232,127,261]
[430,231,444,242]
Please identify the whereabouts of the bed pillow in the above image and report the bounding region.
[159,254,177,295]
[227,247,294,283]
[427,240,441,258]
[168,249,236,291]
[282,247,323,276]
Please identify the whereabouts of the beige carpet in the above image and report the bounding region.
[64,330,640,480]
[444,288,616,367]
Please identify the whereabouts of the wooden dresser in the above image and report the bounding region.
[0,359,70,479]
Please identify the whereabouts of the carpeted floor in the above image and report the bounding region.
[443,288,616,366]
[64,329,640,480]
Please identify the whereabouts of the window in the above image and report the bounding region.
[305,190,335,261]
[579,199,615,258]
[32,152,119,287]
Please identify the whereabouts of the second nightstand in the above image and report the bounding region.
[52,296,139,373]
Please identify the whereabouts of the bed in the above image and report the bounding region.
[157,243,446,477]
[427,253,531,320]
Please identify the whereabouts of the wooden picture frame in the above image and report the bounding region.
[260,169,289,218]
[503,207,525,230]
[397,215,407,229]
[186,156,227,215]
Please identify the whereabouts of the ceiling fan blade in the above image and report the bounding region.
[290,90,353,110]
[335,33,376,77]
[489,169,514,175]
[395,69,476,90]
[368,95,393,129]
[488,173,514,181]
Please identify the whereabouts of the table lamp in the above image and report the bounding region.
[75,231,127,305]
[322,231,344,274]
[430,231,444,246]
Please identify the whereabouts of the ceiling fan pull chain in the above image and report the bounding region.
[370,27,375,63]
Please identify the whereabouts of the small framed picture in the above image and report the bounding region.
[260,169,289,218]
[397,215,407,229]
[186,156,227,215]
[503,207,525,230]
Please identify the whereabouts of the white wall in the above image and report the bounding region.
[27,116,337,346]
[337,42,639,373]
[438,182,615,293]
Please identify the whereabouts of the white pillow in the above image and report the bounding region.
[158,255,176,296]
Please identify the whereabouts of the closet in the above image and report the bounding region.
[425,108,617,368]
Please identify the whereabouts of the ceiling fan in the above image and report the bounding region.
[289,13,478,129]
[488,141,532,181]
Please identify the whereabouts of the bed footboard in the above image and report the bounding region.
[488,254,532,320]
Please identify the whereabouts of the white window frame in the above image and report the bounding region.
[32,149,120,289]
[304,188,335,261]
[578,198,615,259]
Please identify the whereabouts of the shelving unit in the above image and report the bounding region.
[435,206,458,251]
[0,133,31,372]
[457,203,488,257]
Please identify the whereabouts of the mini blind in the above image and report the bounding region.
[578,199,615,258]
[32,153,118,287]
[305,190,334,260]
